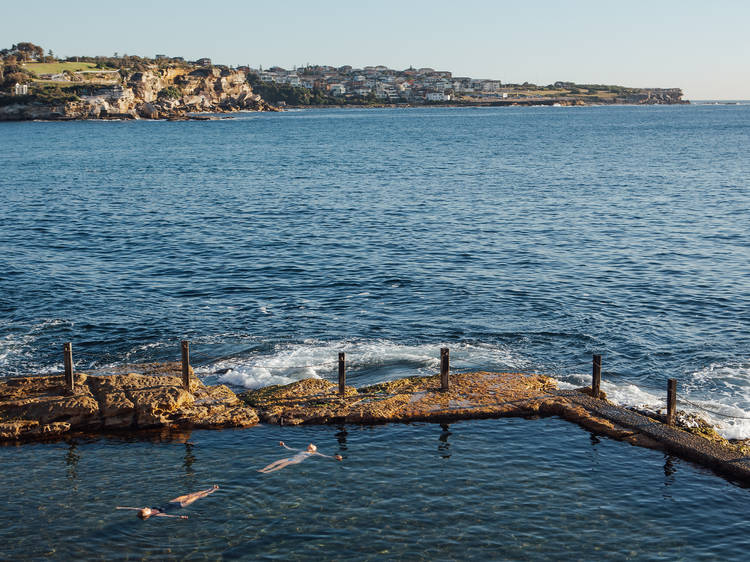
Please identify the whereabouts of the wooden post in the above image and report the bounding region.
[592,354,602,398]
[181,340,190,391]
[440,347,450,391]
[338,352,346,396]
[63,342,74,394]
[667,378,677,426]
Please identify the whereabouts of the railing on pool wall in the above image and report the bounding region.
[56,340,750,424]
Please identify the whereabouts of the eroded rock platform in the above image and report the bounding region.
[0,362,258,442]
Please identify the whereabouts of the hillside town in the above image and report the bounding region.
[243,63,685,105]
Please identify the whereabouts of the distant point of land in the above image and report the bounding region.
[0,41,687,121]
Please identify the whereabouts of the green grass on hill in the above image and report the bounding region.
[23,62,106,75]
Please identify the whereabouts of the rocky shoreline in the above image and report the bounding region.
[3,367,749,484]
[0,66,278,121]
[0,362,257,441]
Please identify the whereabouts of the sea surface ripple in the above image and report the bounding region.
[1,105,749,436]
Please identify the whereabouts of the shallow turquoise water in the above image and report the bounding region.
[2,418,748,560]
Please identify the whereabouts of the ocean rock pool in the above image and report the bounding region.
[2,417,748,559]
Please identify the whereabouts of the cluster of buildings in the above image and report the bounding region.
[246,64,510,103]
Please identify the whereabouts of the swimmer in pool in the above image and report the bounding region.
[258,442,343,474]
[116,484,219,519]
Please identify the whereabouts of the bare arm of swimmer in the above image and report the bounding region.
[314,451,344,461]
[115,507,188,519]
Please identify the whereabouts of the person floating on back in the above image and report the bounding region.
[258,442,343,474]
[116,484,219,520]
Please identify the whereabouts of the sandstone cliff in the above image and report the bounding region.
[0,65,277,121]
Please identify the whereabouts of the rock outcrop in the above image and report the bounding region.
[0,65,277,121]
[241,372,557,425]
[0,362,258,441]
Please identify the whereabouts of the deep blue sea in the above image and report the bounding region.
[1,105,750,558]
[2,105,749,433]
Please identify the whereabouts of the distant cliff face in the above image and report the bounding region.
[0,65,277,120]
[621,88,686,104]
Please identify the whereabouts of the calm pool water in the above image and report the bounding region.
[2,418,748,560]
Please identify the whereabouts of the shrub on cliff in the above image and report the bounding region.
[1,71,31,91]
[158,86,182,100]
[32,84,79,104]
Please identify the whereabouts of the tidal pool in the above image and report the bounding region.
[2,417,748,560]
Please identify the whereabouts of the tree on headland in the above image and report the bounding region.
[1,42,45,62]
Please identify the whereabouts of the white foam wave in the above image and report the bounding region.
[682,361,750,439]
[0,333,35,368]
[0,319,74,376]
[199,339,531,390]
[559,361,750,439]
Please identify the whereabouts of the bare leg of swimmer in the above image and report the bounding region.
[170,485,219,507]
[258,457,291,473]
[259,457,307,474]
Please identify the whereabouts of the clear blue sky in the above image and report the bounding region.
[3,0,749,99]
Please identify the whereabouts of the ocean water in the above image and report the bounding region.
[2,105,749,436]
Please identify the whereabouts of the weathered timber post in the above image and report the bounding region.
[667,378,677,426]
[592,354,602,399]
[63,342,74,394]
[181,340,191,391]
[338,352,346,396]
[440,347,450,391]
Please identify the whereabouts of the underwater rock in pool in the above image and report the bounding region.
[0,364,259,442]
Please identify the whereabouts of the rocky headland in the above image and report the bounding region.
[0,65,276,121]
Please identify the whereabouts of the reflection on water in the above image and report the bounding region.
[183,442,196,475]
[2,418,750,559]
[664,454,677,479]
[65,441,80,483]
[335,425,348,452]
[438,423,452,459]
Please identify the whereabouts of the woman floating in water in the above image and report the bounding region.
[117,484,219,520]
[258,442,343,474]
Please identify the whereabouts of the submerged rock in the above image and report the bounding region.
[0,363,258,441]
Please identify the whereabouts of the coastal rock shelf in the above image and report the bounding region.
[241,371,558,425]
[0,362,258,441]
[4,367,750,484]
